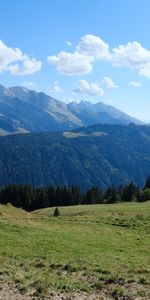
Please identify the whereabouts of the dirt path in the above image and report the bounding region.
[0,282,149,300]
[0,283,111,300]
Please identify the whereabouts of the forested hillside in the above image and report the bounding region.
[0,123,150,189]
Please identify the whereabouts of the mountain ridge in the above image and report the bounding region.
[0,84,143,135]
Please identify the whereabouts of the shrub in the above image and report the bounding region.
[139,188,150,202]
[53,207,60,217]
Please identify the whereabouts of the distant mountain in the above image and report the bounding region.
[68,100,142,126]
[0,84,82,135]
[0,123,150,189]
[0,84,143,135]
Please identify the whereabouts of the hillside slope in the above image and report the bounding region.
[0,123,150,189]
[0,202,150,299]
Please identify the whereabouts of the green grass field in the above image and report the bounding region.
[0,202,150,299]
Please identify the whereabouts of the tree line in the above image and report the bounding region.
[0,176,150,211]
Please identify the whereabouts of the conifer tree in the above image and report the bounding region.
[53,207,60,217]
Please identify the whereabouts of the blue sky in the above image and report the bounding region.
[0,0,150,121]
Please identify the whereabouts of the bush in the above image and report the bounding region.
[53,207,60,217]
[139,188,150,202]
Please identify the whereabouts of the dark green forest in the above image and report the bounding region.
[0,176,150,211]
[0,123,150,189]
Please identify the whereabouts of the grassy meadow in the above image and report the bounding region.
[0,202,150,299]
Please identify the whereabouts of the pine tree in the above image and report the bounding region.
[144,176,150,189]
[53,207,60,217]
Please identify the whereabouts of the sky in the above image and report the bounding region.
[0,0,150,122]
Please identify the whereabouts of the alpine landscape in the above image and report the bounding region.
[0,1,150,299]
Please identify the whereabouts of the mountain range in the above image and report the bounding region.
[0,123,150,189]
[0,84,142,135]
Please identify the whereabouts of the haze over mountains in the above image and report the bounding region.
[0,84,142,135]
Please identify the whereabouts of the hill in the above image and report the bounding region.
[0,202,150,299]
[0,84,142,135]
[0,123,150,189]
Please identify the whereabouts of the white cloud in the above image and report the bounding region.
[66,97,75,103]
[74,79,104,96]
[48,34,150,78]
[111,42,150,67]
[0,39,42,75]
[0,40,27,72]
[138,63,150,77]
[49,81,63,93]
[77,34,109,59]
[23,81,37,90]
[111,41,150,77]
[48,34,109,76]
[48,51,94,75]
[102,76,118,88]
[66,41,72,47]
[128,80,142,87]
[8,58,42,75]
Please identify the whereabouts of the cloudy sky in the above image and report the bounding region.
[0,0,150,121]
